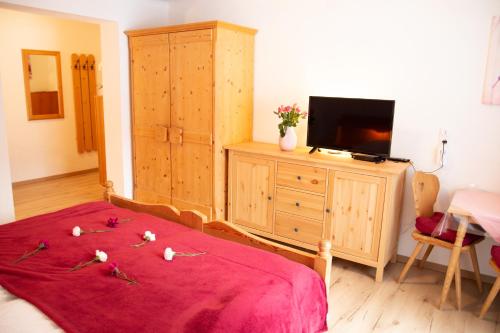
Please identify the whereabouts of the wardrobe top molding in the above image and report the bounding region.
[125,20,258,37]
[226,142,409,176]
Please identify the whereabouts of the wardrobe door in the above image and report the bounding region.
[169,29,214,217]
[130,34,171,203]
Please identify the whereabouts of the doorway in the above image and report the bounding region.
[0,8,107,219]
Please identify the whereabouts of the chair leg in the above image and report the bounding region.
[419,244,434,268]
[479,276,500,319]
[469,245,483,293]
[398,242,424,283]
[454,260,462,310]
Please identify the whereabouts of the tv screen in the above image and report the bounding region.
[306,96,395,157]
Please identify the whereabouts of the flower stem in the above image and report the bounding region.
[14,248,41,263]
[175,252,206,257]
[118,272,137,285]
[131,240,148,248]
[70,258,97,271]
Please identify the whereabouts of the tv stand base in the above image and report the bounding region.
[351,153,386,163]
[308,147,322,154]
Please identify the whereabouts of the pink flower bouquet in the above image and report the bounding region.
[274,104,308,137]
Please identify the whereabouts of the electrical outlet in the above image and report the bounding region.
[435,128,448,166]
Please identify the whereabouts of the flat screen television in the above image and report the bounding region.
[306,96,395,157]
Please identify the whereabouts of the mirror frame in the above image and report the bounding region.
[21,49,64,120]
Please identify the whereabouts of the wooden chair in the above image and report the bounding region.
[479,247,500,319]
[397,171,484,309]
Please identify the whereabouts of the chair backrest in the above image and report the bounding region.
[412,171,440,217]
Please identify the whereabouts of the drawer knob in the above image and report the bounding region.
[295,202,300,207]
[268,196,272,201]
[293,227,299,232]
[326,208,331,213]
[297,175,302,180]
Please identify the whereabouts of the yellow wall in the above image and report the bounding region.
[0,8,101,182]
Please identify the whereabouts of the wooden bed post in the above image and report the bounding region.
[314,240,332,297]
[104,180,115,202]
[315,239,332,328]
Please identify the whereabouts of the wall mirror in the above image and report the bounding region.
[22,49,64,120]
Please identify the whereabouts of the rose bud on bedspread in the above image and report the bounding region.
[109,262,137,285]
[131,231,156,248]
[106,218,118,228]
[14,240,49,264]
[72,226,112,236]
[70,250,108,271]
[106,217,133,228]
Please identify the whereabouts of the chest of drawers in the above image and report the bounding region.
[227,142,408,281]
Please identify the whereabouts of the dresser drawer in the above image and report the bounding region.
[275,212,323,245]
[275,187,325,221]
[276,162,327,193]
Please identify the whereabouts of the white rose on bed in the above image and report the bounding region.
[164,247,176,261]
[95,250,108,262]
[71,226,110,237]
[70,249,108,271]
[143,231,156,242]
[132,231,156,247]
[72,226,81,237]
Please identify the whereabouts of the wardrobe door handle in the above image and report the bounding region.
[295,202,300,207]
[293,227,299,232]
[326,208,331,213]
[268,196,272,201]
[155,125,168,142]
[297,175,301,180]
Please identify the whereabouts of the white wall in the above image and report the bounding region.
[166,0,500,275]
[0,0,170,222]
[0,9,100,182]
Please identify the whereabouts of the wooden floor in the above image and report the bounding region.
[12,171,103,220]
[329,259,500,332]
[10,171,500,331]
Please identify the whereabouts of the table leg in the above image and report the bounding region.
[439,216,468,309]
[454,260,461,310]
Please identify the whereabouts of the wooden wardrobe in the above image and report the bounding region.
[126,21,256,220]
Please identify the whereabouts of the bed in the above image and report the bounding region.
[0,181,331,332]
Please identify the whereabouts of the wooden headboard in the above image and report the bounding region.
[103,181,332,294]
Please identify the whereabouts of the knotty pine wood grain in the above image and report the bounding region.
[129,33,172,204]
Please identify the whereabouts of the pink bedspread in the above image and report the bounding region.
[0,202,327,333]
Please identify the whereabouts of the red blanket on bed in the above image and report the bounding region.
[0,202,327,333]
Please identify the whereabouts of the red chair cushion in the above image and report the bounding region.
[415,212,484,246]
[491,246,500,268]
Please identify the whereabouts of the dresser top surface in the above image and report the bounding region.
[226,142,409,175]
